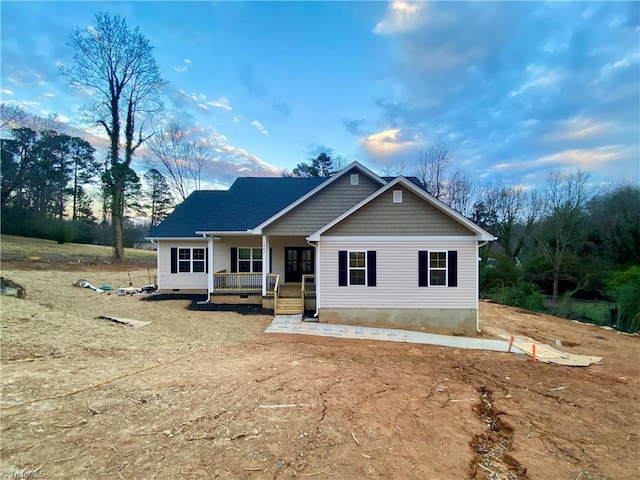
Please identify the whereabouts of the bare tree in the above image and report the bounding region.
[145,123,213,201]
[62,12,165,260]
[536,170,592,299]
[0,103,29,130]
[380,159,407,177]
[442,168,475,216]
[477,179,541,261]
[414,137,451,199]
[187,142,214,191]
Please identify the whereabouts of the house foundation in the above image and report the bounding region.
[318,308,477,336]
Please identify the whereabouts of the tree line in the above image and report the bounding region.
[1,121,174,246]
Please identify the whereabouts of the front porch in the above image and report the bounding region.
[209,272,316,314]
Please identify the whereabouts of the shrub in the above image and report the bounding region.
[606,266,640,333]
[492,281,546,312]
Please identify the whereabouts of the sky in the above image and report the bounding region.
[1,0,639,189]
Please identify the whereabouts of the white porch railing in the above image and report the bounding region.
[213,271,279,294]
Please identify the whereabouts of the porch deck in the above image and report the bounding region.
[210,272,315,315]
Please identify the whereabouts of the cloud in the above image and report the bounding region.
[374,0,426,35]
[1,89,14,96]
[361,128,421,157]
[493,145,631,173]
[343,118,365,136]
[206,96,232,111]
[168,88,232,116]
[510,64,563,97]
[545,115,613,142]
[173,58,191,73]
[361,1,639,185]
[137,123,283,186]
[232,116,242,124]
[251,120,269,136]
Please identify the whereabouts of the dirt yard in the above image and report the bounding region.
[1,264,638,480]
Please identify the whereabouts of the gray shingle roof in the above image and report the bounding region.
[147,177,327,238]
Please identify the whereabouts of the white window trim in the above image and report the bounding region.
[237,247,263,273]
[350,173,359,185]
[348,250,367,287]
[393,189,403,203]
[178,247,206,274]
[428,250,447,287]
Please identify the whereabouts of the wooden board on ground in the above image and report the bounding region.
[96,315,151,328]
[512,340,603,366]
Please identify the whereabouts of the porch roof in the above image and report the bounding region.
[147,177,326,238]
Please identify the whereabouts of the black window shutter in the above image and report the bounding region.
[170,247,178,274]
[367,251,377,287]
[206,247,209,274]
[231,247,237,273]
[269,247,272,273]
[338,250,347,286]
[418,251,428,287]
[448,250,458,287]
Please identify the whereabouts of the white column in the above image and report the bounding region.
[208,235,214,295]
[262,234,269,296]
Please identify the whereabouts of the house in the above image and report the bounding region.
[133,236,157,251]
[146,162,496,335]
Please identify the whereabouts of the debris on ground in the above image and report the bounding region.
[96,315,152,328]
[117,287,141,295]
[73,279,103,293]
[1,277,26,299]
[511,338,603,366]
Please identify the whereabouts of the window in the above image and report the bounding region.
[178,248,191,272]
[192,248,206,272]
[238,247,262,273]
[429,251,447,286]
[418,250,458,287]
[171,247,207,274]
[393,189,403,203]
[339,250,376,287]
[349,251,366,286]
[419,250,457,287]
[350,173,359,185]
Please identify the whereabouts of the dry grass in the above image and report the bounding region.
[0,234,156,268]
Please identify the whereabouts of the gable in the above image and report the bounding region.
[263,167,384,236]
[322,184,476,237]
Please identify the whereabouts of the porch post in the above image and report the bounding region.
[315,241,320,312]
[262,234,269,296]
[208,235,214,295]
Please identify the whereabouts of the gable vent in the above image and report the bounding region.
[393,190,403,203]
[350,173,359,185]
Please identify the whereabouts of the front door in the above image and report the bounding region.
[285,247,314,283]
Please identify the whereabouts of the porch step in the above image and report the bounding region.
[276,297,304,315]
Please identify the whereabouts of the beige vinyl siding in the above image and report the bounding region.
[324,185,475,237]
[318,238,477,309]
[264,168,381,236]
[212,236,262,273]
[157,240,208,290]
